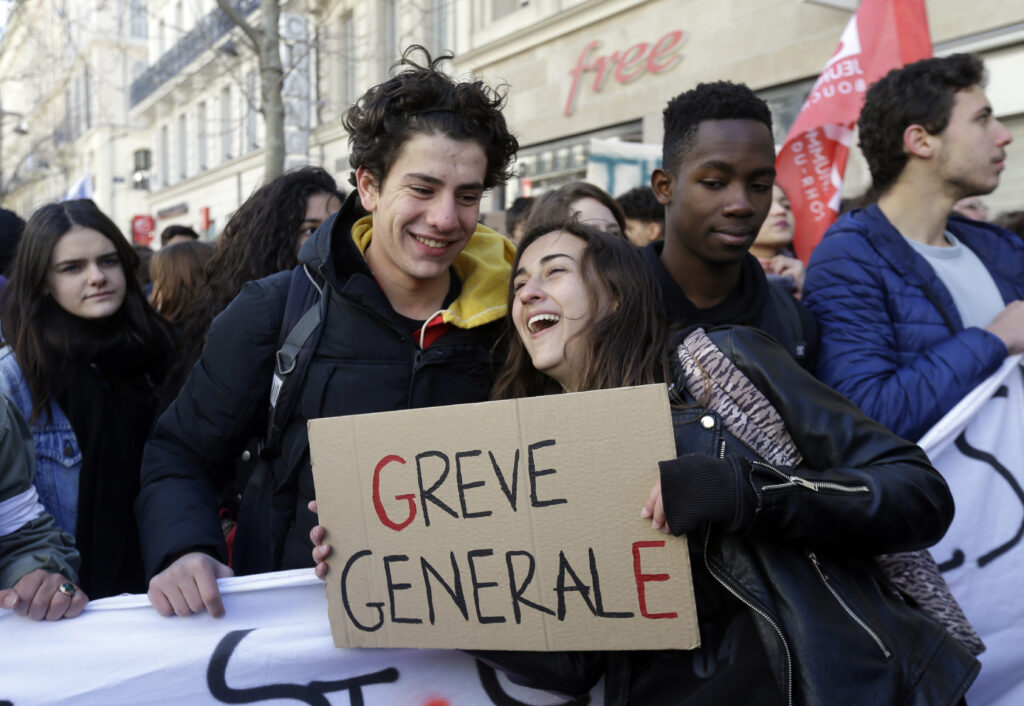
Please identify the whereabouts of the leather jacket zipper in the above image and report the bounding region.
[752,460,870,495]
[704,529,793,706]
[808,552,891,658]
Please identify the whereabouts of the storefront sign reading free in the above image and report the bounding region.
[564,30,686,116]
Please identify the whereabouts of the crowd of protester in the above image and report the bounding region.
[2,43,1024,705]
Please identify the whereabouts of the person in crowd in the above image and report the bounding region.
[951,196,989,222]
[1,392,87,620]
[0,200,174,599]
[136,45,518,618]
[994,209,1024,240]
[161,166,344,405]
[504,196,534,245]
[159,224,200,248]
[132,244,155,288]
[149,240,214,323]
[0,207,25,289]
[525,180,627,238]
[311,220,978,704]
[616,185,664,246]
[803,53,1024,443]
[803,55,1024,703]
[749,184,805,297]
[647,81,817,370]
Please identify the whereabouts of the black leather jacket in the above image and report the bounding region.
[475,327,978,705]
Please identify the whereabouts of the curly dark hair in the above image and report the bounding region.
[662,81,772,176]
[343,44,518,190]
[491,218,669,399]
[171,166,343,385]
[616,186,663,224]
[859,53,985,194]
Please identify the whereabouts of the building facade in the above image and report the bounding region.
[0,0,152,235]
[2,0,1023,240]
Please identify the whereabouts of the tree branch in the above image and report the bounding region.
[215,0,261,54]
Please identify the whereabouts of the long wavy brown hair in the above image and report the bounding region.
[172,167,342,371]
[149,240,213,322]
[0,200,173,421]
[492,219,671,399]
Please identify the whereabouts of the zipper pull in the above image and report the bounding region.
[789,475,819,492]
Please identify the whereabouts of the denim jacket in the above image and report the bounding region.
[0,347,82,535]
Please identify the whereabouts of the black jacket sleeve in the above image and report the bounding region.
[135,274,290,578]
[708,326,953,556]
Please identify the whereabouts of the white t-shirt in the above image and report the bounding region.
[906,230,1005,328]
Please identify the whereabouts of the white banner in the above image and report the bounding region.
[0,569,603,705]
[919,354,1024,706]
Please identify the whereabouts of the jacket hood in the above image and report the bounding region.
[299,193,514,330]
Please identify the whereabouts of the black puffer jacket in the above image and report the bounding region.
[136,194,512,577]
[475,327,977,706]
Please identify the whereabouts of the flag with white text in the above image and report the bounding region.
[776,0,931,261]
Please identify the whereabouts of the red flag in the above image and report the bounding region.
[776,0,931,262]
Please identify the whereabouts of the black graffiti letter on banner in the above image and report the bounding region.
[207,629,399,706]
[938,383,1024,572]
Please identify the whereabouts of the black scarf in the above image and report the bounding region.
[46,307,170,598]
[643,242,769,329]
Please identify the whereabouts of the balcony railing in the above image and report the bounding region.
[130,0,259,107]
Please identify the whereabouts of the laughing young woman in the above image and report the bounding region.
[313,221,978,705]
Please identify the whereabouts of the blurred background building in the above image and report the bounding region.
[0,0,1022,241]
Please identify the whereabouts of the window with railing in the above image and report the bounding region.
[130,0,147,38]
[130,0,259,107]
[197,101,207,170]
[427,0,448,55]
[177,113,187,178]
[246,71,258,151]
[378,0,398,81]
[339,12,356,108]
[220,85,232,162]
[160,124,169,186]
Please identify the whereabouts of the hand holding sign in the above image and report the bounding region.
[309,500,331,580]
[309,385,699,652]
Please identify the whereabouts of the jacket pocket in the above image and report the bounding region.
[808,551,891,659]
[34,427,82,470]
[30,426,81,534]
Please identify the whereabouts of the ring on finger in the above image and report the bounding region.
[58,582,76,597]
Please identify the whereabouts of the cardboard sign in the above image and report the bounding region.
[309,385,699,651]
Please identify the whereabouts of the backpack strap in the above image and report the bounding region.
[261,264,328,457]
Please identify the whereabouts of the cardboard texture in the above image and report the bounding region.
[309,384,699,651]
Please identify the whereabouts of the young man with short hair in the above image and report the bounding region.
[803,54,1024,705]
[137,47,518,617]
[160,224,200,248]
[804,53,1024,442]
[647,81,817,368]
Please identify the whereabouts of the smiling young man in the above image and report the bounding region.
[136,47,518,618]
[646,82,817,369]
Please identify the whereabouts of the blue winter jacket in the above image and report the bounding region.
[803,205,1024,442]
